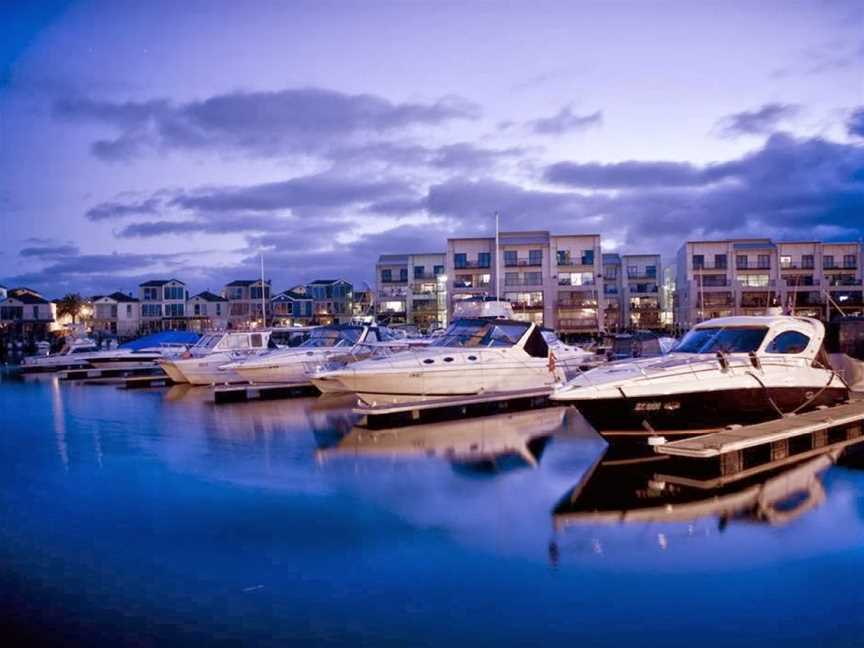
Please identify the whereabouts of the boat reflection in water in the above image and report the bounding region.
[551,435,864,562]
[315,406,601,474]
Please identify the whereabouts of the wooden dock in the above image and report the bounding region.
[212,382,319,404]
[118,375,177,389]
[58,364,163,382]
[354,387,553,429]
[656,399,864,477]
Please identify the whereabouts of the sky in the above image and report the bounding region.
[0,0,862,297]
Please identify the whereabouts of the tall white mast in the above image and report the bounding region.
[260,253,266,328]
[495,211,501,300]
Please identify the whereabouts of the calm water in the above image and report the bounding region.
[2,372,864,646]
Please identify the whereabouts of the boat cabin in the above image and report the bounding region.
[430,318,549,357]
[675,316,825,361]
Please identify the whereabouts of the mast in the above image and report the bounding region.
[495,211,501,301]
[260,253,266,328]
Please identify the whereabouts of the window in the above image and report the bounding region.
[736,255,748,270]
[645,265,657,278]
[524,271,542,285]
[823,255,835,269]
[556,250,570,265]
[165,303,184,317]
[766,331,810,354]
[582,250,594,265]
[165,286,185,300]
[692,254,704,269]
[676,326,768,354]
[844,254,857,269]
[228,287,243,300]
[414,265,425,278]
[604,265,618,280]
[627,265,638,279]
[250,286,270,300]
[454,274,473,288]
[504,250,517,266]
[381,269,392,282]
[529,249,543,265]
[780,255,792,269]
[738,274,770,287]
[194,304,201,316]
[454,253,467,269]
[126,304,132,317]
[433,265,444,276]
[250,333,263,348]
[399,268,408,282]
[504,272,520,286]
[757,254,771,269]
[143,287,159,301]
[714,254,727,269]
[478,252,491,268]
[32,306,39,319]
[142,304,162,317]
[802,255,814,269]
[216,304,222,316]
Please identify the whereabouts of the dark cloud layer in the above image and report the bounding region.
[715,103,801,138]
[85,197,161,221]
[849,107,864,138]
[55,88,481,160]
[528,107,603,135]
[19,244,80,258]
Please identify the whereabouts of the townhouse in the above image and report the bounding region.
[675,239,864,327]
[139,279,188,332]
[0,288,56,337]
[92,292,141,336]
[375,253,447,330]
[223,279,271,328]
[271,288,314,327]
[186,291,229,332]
[307,279,353,324]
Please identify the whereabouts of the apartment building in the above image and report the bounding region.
[375,253,446,330]
[139,279,188,332]
[186,291,228,332]
[445,231,604,333]
[0,288,56,337]
[223,279,271,328]
[675,239,864,328]
[601,254,623,331]
[622,254,662,330]
[271,289,314,327]
[92,292,141,336]
[307,279,353,324]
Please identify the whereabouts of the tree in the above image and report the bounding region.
[56,293,84,324]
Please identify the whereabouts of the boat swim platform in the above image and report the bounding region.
[212,382,320,404]
[354,388,554,429]
[58,364,164,382]
[655,398,864,476]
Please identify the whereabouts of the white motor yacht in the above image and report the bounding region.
[310,317,597,405]
[550,315,849,434]
[85,343,191,370]
[224,324,413,388]
[162,330,273,385]
[21,337,101,372]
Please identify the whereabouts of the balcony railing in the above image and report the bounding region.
[454,260,491,269]
[782,278,820,287]
[505,278,543,287]
[628,285,659,294]
[626,272,658,280]
[412,272,442,280]
[779,263,816,270]
[510,301,544,310]
[693,262,728,271]
[824,263,857,270]
[826,277,863,287]
[453,280,490,289]
[558,317,599,331]
[558,278,595,287]
[504,258,542,267]
[557,257,594,267]
[380,278,408,284]
[559,300,598,309]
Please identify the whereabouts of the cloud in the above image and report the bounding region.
[54,88,481,161]
[714,103,801,138]
[527,107,602,135]
[544,160,722,189]
[19,244,79,258]
[848,107,864,138]
[85,197,161,221]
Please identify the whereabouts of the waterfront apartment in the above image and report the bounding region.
[139,279,188,332]
[622,254,662,330]
[0,287,56,337]
[223,279,271,328]
[186,291,229,332]
[271,288,314,327]
[92,292,140,336]
[307,279,353,325]
[375,253,447,330]
[675,239,864,327]
[445,231,604,333]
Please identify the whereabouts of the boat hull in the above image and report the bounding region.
[572,386,849,434]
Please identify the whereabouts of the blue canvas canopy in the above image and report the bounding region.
[120,331,200,350]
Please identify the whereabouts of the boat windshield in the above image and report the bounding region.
[431,320,529,348]
[194,334,223,349]
[301,328,362,348]
[675,326,768,354]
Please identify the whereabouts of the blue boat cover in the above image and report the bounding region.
[120,331,200,350]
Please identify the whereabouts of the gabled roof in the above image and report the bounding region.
[192,290,228,303]
[308,279,351,286]
[274,289,312,301]
[225,279,270,287]
[139,278,185,287]
[106,291,139,303]
[9,287,43,298]
[5,293,49,304]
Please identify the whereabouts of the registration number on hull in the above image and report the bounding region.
[634,401,681,412]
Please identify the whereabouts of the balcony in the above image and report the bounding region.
[628,284,659,294]
[557,257,594,267]
[453,280,490,289]
[626,272,658,280]
[510,301,544,310]
[782,278,819,287]
[454,260,491,269]
[380,278,408,284]
[779,263,816,271]
[824,263,857,270]
[826,277,863,287]
[504,258,542,267]
[412,272,442,280]
[558,277,595,287]
[559,298,598,309]
[693,262,729,271]
[505,278,543,287]
[558,317,599,331]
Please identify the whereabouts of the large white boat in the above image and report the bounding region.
[550,315,849,433]
[85,343,192,370]
[310,317,598,405]
[161,330,273,385]
[224,324,414,387]
[21,337,101,372]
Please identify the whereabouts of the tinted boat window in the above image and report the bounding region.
[676,326,768,353]
[765,331,810,354]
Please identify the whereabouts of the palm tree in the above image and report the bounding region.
[56,293,84,324]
